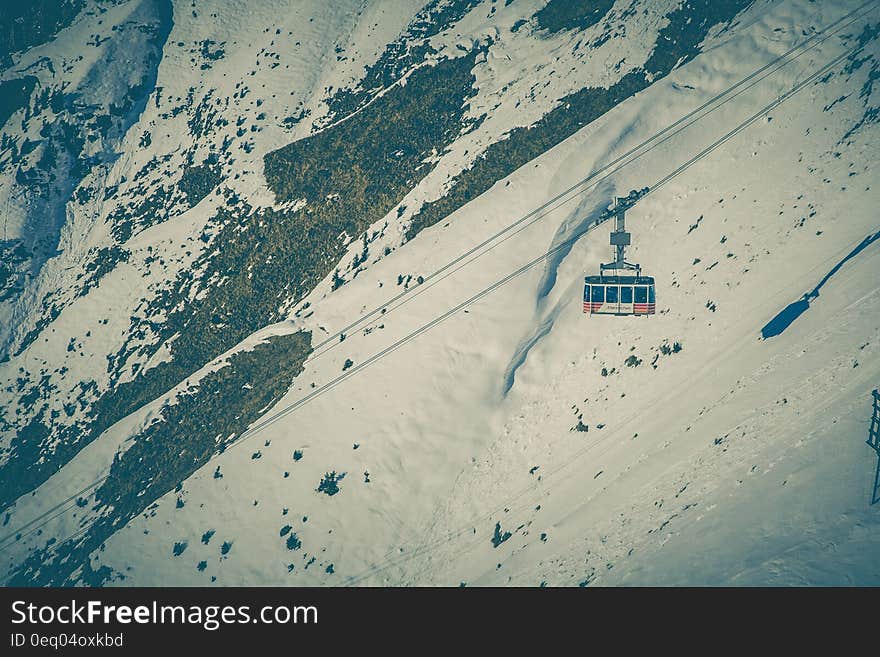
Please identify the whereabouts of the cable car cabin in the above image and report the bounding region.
[583,275,655,316]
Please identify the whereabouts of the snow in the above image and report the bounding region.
[1,0,878,586]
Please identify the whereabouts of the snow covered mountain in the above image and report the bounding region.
[1,0,878,586]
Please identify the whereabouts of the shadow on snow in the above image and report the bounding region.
[761,229,880,339]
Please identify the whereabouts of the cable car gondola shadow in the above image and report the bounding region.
[761,229,880,339]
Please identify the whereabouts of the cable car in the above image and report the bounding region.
[583,275,655,315]
[584,195,655,317]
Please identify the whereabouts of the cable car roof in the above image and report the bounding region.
[584,275,655,285]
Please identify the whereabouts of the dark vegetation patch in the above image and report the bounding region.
[405,0,754,240]
[75,246,131,296]
[511,18,528,33]
[6,332,310,585]
[0,77,37,129]
[316,471,345,497]
[659,341,683,356]
[533,0,615,36]
[178,159,221,208]
[0,239,30,302]
[198,39,225,67]
[317,0,482,125]
[0,0,85,66]
[108,91,232,244]
[837,23,880,144]
[285,532,302,551]
[265,52,477,206]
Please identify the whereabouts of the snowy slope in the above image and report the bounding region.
[1,0,878,586]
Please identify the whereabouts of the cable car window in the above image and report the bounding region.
[648,286,655,303]
[591,285,604,303]
[635,287,647,303]
[606,286,618,303]
[621,286,633,304]
[584,285,590,300]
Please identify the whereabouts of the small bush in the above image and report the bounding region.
[491,522,511,548]
[317,471,345,496]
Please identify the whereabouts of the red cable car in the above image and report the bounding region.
[584,275,655,315]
